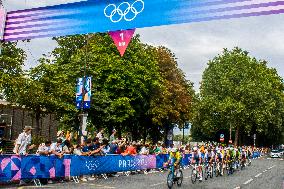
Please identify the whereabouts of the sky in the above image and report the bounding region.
[4,0,284,92]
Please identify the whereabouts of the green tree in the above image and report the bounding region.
[0,42,26,99]
[192,47,284,146]
[149,47,194,143]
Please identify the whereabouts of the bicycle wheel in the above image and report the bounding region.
[226,163,230,175]
[215,163,220,177]
[167,172,174,189]
[191,169,197,184]
[240,160,245,170]
[248,159,251,166]
[199,167,204,182]
[221,163,225,176]
[210,165,213,178]
[176,169,183,187]
[205,166,209,180]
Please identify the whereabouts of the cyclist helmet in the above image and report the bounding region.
[171,148,178,153]
[217,150,221,153]
[193,147,198,151]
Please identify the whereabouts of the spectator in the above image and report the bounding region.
[109,140,118,154]
[13,126,35,186]
[92,137,100,150]
[57,130,66,142]
[140,144,149,155]
[37,141,52,155]
[96,129,104,141]
[154,142,163,155]
[122,141,137,156]
[109,129,116,143]
[101,139,110,154]
[62,140,73,154]
[82,138,94,155]
[13,126,34,156]
[50,138,64,158]
[73,145,84,155]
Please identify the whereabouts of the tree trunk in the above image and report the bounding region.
[143,123,147,144]
[117,124,122,139]
[234,124,239,146]
[182,124,185,145]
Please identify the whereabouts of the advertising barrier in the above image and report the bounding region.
[0,152,260,182]
[0,154,159,182]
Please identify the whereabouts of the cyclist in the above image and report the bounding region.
[191,147,203,181]
[228,147,235,173]
[235,147,241,168]
[241,148,247,166]
[164,148,182,177]
[215,149,223,163]
[205,147,215,165]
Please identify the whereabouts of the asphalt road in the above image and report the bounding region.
[2,156,283,189]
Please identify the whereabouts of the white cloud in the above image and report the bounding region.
[5,1,284,91]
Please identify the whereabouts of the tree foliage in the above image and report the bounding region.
[191,47,284,145]
[16,34,195,142]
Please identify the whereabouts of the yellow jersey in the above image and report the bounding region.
[169,152,182,160]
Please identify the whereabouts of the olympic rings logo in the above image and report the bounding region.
[104,0,144,23]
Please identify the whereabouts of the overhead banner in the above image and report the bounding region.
[0,6,6,41]
[4,0,284,41]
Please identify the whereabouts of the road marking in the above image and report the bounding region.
[267,165,276,170]
[255,173,262,178]
[87,184,116,188]
[267,158,271,159]
[234,186,241,189]
[150,182,164,187]
[263,170,267,173]
[243,178,253,185]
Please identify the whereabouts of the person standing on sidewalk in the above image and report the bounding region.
[13,126,34,186]
[109,129,116,143]
[13,126,34,155]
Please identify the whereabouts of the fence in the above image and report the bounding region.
[0,152,261,182]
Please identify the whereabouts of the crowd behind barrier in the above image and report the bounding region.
[1,128,267,185]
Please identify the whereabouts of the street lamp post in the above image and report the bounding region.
[78,34,90,144]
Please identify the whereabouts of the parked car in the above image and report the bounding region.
[279,149,284,156]
[270,150,281,158]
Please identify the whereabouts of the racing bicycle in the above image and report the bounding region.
[166,163,183,189]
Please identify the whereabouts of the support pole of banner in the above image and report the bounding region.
[79,34,89,145]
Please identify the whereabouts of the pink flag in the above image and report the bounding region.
[109,29,135,56]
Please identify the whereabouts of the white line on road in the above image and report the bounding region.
[263,170,268,173]
[150,182,164,187]
[255,173,262,178]
[267,165,276,170]
[243,178,253,185]
[233,186,241,189]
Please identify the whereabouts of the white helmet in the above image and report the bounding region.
[217,150,221,153]
[193,147,198,151]
[171,148,178,153]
